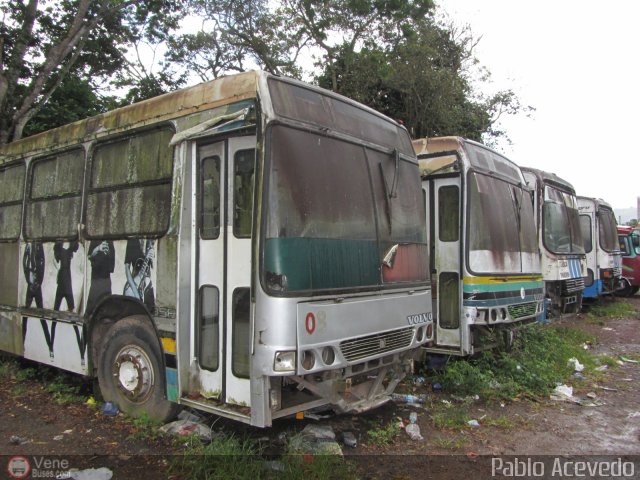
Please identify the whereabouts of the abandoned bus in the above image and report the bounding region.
[617,225,640,296]
[521,168,586,315]
[577,197,622,298]
[413,137,544,356]
[0,71,433,427]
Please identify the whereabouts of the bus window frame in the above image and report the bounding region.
[23,147,85,242]
[85,125,176,240]
[0,159,26,242]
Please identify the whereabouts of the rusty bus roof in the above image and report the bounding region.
[521,166,577,195]
[0,71,259,162]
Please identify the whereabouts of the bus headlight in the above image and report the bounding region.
[274,351,296,372]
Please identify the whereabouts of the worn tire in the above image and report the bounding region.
[97,316,178,422]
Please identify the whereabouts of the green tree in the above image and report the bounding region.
[317,19,531,142]
[0,0,183,144]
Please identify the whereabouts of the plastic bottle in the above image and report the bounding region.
[409,411,418,424]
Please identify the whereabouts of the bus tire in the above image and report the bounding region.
[97,316,177,422]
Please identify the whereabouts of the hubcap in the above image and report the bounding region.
[112,345,154,403]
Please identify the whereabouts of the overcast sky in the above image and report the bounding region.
[436,0,640,210]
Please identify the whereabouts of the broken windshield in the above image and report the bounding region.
[598,207,618,252]
[262,125,428,295]
[467,171,539,274]
[542,185,585,254]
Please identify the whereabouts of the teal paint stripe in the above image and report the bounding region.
[166,368,178,402]
[464,294,542,308]
[463,281,544,293]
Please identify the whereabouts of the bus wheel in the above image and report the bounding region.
[632,286,639,296]
[97,316,177,422]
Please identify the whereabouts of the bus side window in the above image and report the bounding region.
[87,128,174,238]
[0,163,25,241]
[198,286,220,371]
[201,156,221,239]
[233,149,255,238]
[25,150,84,240]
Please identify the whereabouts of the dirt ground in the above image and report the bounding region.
[2,296,640,479]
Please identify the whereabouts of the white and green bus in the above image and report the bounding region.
[0,71,433,426]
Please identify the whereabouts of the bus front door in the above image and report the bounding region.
[194,136,255,409]
[431,178,463,351]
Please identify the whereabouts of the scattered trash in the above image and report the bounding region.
[392,393,426,404]
[160,419,213,442]
[413,376,426,386]
[85,396,96,406]
[100,402,119,417]
[53,435,64,441]
[405,414,423,440]
[620,356,640,364]
[586,392,597,399]
[628,412,640,419]
[602,327,614,331]
[431,382,442,393]
[274,431,288,446]
[500,403,505,408]
[63,429,73,435]
[568,358,584,372]
[551,384,574,401]
[595,385,618,392]
[178,410,204,423]
[576,398,605,407]
[617,361,625,366]
[67,467,113,480]
[9,435,28,445]
[573,372,585,380]
[289,425,343,455]
[441,400,452,406]
[594,365,609,372]
[342,431,357,448]
[472,395,480,401]
[467,419,480,428]
[264,461,285,472]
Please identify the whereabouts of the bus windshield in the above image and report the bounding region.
[542,185,585,254]
[468,171,538,274]
[263,82,428,294]
[598,207,618,252]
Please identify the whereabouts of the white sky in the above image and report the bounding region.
[437,0,640,209]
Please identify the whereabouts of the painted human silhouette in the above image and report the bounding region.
[54,241,79,311]
[23,241,44,308]
[86,240,115,314]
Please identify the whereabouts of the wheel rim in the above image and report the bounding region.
[112,345,155,403]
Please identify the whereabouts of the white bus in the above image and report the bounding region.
[413,137,544,355]
[521,168,586,316]
[0,71,433,426]
[577,197,622,299]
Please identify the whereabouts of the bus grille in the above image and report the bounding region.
[339,328,414,362]
[562,277,585,294]
[507,302,538,320]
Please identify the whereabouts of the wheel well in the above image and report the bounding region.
[88,296,158,377]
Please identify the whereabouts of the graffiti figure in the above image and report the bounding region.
[123,239,155,311]
[23,242,45,308]
[53,241,79,311]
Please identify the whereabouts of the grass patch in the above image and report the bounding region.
[129,412,164,441]
[482,415,515,429]
[45,374,84,405]
[432,407,471,429]
[585,301,637,323]
[0,357,19,379]
[435,324,596,400]
[432,436,469,450]
[366,419,401,446]
[171,433,355,480]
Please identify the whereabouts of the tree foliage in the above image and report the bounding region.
[0,0,183,143]
[1,0,532,145]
